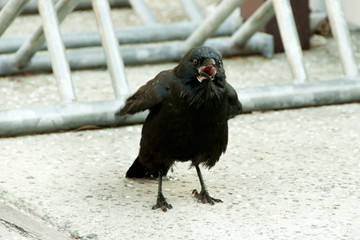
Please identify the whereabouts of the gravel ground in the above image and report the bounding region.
[1,1,360,239]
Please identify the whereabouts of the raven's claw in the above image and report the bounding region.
[152,193,172,212]
[192,189,222,205]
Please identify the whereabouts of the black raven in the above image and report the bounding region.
[116,46,242,211]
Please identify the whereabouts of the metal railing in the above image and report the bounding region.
[0,0,272,74]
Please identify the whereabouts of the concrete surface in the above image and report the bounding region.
[0,200,70,239]
[0,222,31,240]
[1,103,360,240]
[1,1,360,239]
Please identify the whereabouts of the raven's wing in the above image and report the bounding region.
[116,70,173,116]
[225,82,242,119]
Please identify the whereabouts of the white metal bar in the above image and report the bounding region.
[11,0,80,69]
[324,0,359,77]
[128,0,157,25]
[92,0,129,97]
[38,0,76,102]
[231,0,274,47]
[273,0,308,83]
[0,0,30,36]
[183,0,245,51]
[181,0,204,22]
[1,78,360,137]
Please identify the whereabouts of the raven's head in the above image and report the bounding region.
[176,46,225,87]
[175,47,227,108]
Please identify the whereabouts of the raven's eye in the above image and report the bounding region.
[217,60,222,67]
[193,59,198,65]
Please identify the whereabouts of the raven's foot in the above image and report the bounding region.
[152,193,172,212]
[192,189,222,205]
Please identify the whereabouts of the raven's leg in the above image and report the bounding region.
[152,171,172,211]
[192,165,222,204]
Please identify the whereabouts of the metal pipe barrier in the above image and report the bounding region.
[0,0,130,13]
[0,0,251,76]
[0,33,273,75]
[0,17,242,53]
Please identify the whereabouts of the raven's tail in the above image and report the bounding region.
[126,157,155,178]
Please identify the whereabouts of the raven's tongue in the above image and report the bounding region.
[197,65,217,82]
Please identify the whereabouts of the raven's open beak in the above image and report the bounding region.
[197,58,217,82]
